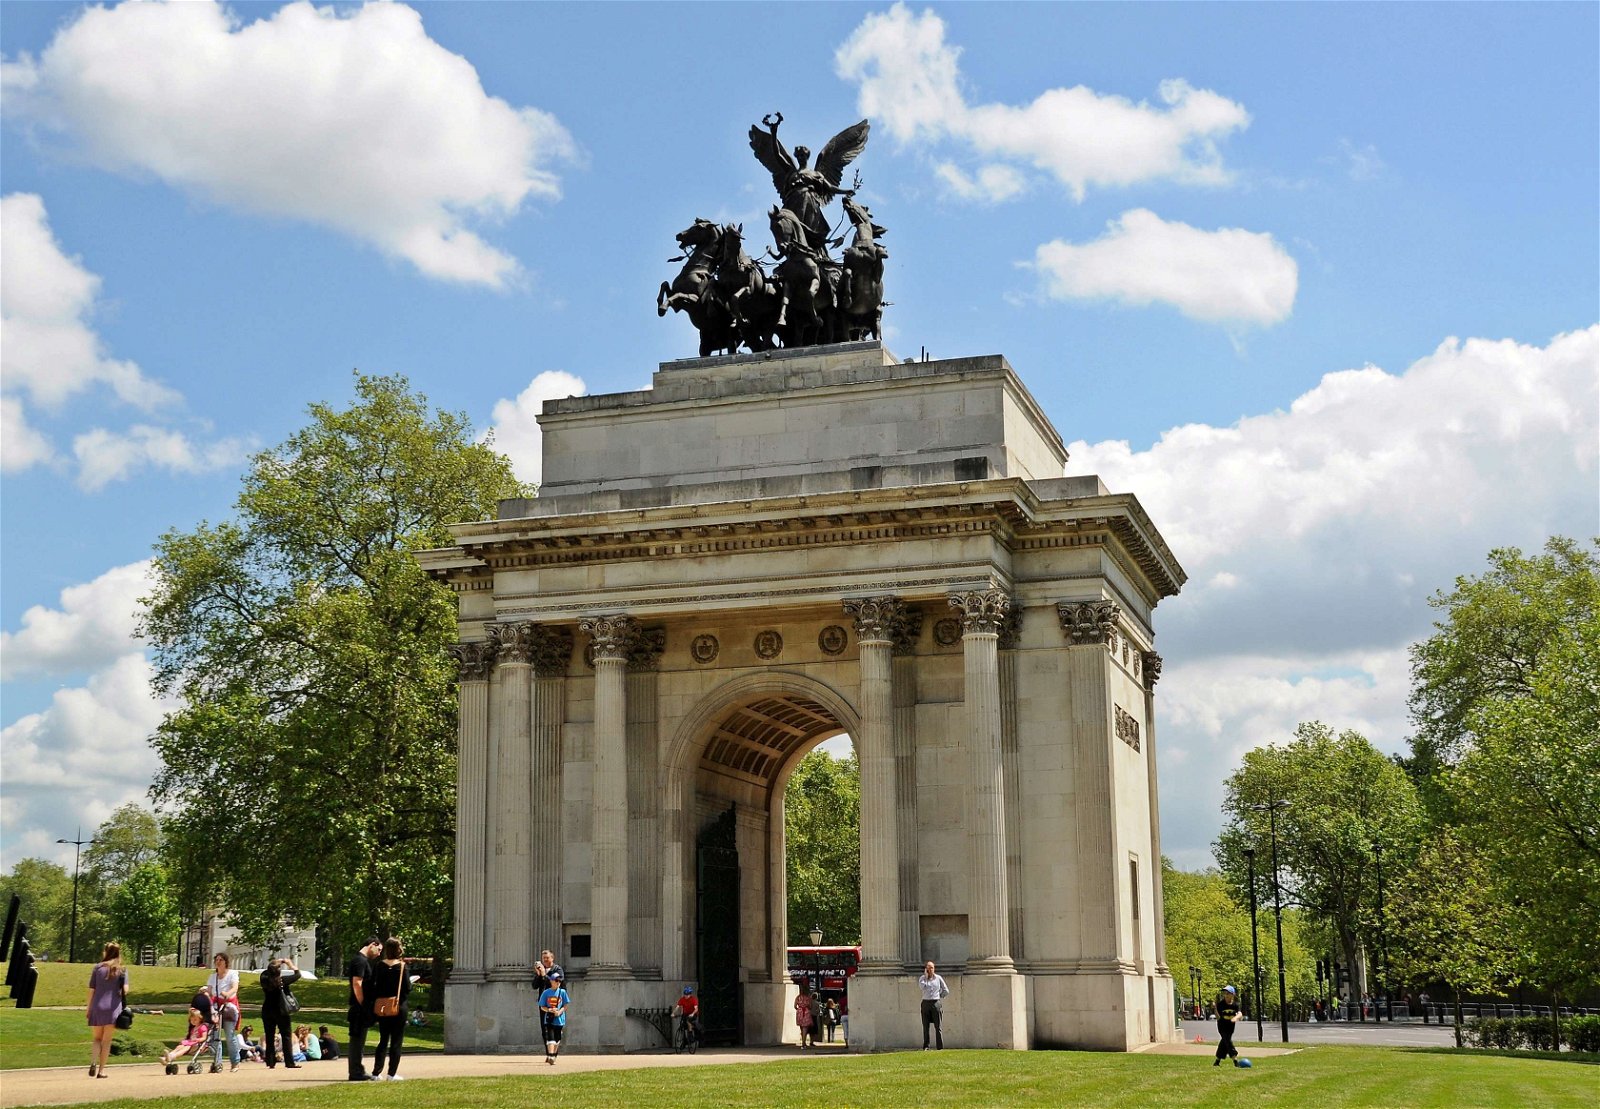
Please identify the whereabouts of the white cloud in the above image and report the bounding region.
[0,652,170,872]
[935,162,1027,203]
[0,193,181,412]
[1,394,53,472]
[484,370,588,485]
[1034,209,1298,326]
[1071,325,1600,865]
[2,0,576,288]
[72,425,251,492]
[836,4,1250,201]
[1,560,153,681]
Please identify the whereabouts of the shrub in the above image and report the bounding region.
[109,1034,166,1057]
[1518,1016,1557,1051]
[1566,1015,1600,1054]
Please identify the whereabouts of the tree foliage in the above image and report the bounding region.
[1385,829,1518,1045]
[784,748,860,946]
[1404,537,1600,992]
[141,374,528,956]
[107,863,181,959]
[1215,722,1423,1000]
[0,858,74,959]
[82,804,163,890]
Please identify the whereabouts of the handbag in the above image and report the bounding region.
[282,987,301,1016]
[114,1004,134,1030]
[373,966,402,1019]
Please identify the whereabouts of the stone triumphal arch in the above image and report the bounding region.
[419,341,1186,1052]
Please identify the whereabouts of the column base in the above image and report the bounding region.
[484,965,533,983]
[856,957,902,977]
[584,962,634,981]
[449,968,488,985]
[965,955,1016,975]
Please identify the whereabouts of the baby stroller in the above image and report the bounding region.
[165,1010,224,1075]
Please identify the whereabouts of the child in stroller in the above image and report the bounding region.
[162,1008,218,1074]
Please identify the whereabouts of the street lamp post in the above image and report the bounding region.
[1374,841,1390,1022]
[808,924,824,1003]
[1251,799,1292,1042]
[1245,847,1264,1042]
[55,829,96,965]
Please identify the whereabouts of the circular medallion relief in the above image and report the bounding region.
[933,617,962,647]
[817,624,848,656]
[690,634,720,664]
[754,629,783,660]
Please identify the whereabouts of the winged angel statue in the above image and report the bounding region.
[657,113,887,355]
[748,113,870,252]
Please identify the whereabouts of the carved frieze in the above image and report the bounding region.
[579,614,641,662]
[448,640,496,682]
[1057,599,1121,646]
[843,596,917,649]
[948,589,1012,636]
[1114,704,1142,752]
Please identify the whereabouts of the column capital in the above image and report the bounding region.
[579,613,641,662]
[486,620,537,665]
[1143,650,1163,691]
[528,626,575,677]
[448,639,496,682]
[949,589,1012,635]
[1056,599,1121,646]
[843,596,920,652]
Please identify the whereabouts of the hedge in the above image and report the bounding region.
[1462,1015,1600,1053]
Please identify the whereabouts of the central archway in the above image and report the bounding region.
[664,672,860,1045]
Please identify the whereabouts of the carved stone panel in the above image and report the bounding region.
[691,634,720,664]
[817,624,848,656]
[754,629,783,659]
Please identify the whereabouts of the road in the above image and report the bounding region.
[1181,1019,1462,1048]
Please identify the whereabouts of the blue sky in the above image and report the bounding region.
[2,1,1596,872]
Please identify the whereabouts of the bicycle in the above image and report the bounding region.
[674,1014,699,1055]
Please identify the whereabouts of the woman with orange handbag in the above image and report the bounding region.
[369,937,412,1081]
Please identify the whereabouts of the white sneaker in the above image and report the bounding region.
[390,1074,406,1081]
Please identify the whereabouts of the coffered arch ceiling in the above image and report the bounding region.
[698,694,846,788]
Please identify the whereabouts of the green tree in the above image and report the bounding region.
[784,748,860,946]
[82,805,163,889]
[1215,722,1423,1003]
[141,373,528,959]
[0,859,74,959]
[1385,828,1517,1045]
[1162,859,1317,1022]
[1406,538,1599,804]
[106,862,181,961]
[1449,608,1600,990]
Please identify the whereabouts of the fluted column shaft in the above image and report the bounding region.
[952,590,1014,971]
[581,614,636,978]
[449,643,493,982]
[1143,651,1169,971]
[487,623,534,978]
[846,596,901,973]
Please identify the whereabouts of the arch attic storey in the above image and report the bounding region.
[417,340,1186,1052]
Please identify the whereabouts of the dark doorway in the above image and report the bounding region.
[696,806,742,1045]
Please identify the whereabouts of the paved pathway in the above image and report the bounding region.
[1181,1019,1461,1048]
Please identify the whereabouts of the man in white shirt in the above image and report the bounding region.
[918,961,949,1050]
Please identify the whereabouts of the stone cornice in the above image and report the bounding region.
[416,479,1185,602]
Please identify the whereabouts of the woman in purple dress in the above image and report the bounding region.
[86,942,127,1078]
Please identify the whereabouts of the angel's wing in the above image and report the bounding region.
[749,125,797,194]
[816,120,871,188]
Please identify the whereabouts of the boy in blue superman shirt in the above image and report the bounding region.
[538,971,570,1065]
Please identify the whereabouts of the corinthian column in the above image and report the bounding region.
[951,589,1014,972]
[486,621,534,979]
[579,613,637,979]
[843,596,905,974]
[448,639,495,983]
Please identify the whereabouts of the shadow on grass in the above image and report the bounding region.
[1401,1046,1600,1066]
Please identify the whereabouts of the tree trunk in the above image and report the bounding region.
[1452,990,1464,1048]
[1551,987,1561,1052]
[430,954,447,1012]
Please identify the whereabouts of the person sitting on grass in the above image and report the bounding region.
[319,1026,341,1061]
[162,1009,210,1073]
[291,1026,310,1063]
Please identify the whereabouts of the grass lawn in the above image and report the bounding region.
[0,963,443,1070]
[37,1045,1600,1108]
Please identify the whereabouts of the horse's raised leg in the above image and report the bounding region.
[657,281,671,317]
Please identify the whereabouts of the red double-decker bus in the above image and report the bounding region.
[786,945,861,1001]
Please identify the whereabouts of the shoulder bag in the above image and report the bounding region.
[373,964,403,1019]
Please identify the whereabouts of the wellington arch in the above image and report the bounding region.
[417,341,1187,1052]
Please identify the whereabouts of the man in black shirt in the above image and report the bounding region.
[346,936,382,1081]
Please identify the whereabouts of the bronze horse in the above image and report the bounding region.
[657,219,738,357]
[839,197,887,342]
[714,224,781,353]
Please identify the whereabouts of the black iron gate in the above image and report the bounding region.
[696,806,742,1045]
